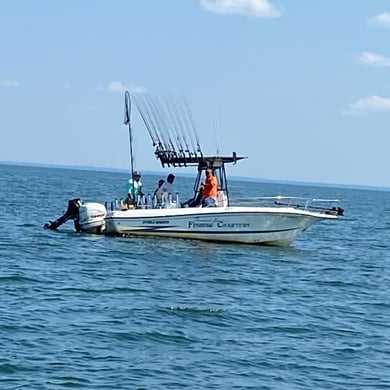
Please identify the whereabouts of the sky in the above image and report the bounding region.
[1,0,390,188]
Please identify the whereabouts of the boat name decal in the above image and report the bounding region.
[188,221,250,229]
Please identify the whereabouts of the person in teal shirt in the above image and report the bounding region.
[126,171,143,206]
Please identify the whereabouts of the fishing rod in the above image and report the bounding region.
[134,96,158,147]
[164,94,186,158]
[177,96,198,158]
[167,95,192,158]
[157,96,182,156]
[134,94,160,149]
[182,95,202,156]
[143,95,171,154]
[163,97,185,156]
[149,96,178,158]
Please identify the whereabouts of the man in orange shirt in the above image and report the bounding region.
[201,168,218,207]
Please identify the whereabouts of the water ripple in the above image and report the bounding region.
[1,165,389,389]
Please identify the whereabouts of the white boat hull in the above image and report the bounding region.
[100,206,336,246]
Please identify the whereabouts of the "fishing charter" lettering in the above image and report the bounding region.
[188,221,250,229]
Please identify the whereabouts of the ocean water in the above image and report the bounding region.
[1,164,389,389]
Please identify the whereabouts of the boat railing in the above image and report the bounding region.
[231,196,344,216]
[151,193,180,209]
[105,199,122,211]
[105,193,181,211]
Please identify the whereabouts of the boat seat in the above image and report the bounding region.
[216,190,228,207]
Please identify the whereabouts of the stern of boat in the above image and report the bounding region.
[78,202,107,233]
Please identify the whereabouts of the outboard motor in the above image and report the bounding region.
[44,199,107,233]
[44,198,82,232]
[326,206,344,216]
[78,202,107,234]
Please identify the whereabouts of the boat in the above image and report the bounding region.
[44,92,343,246]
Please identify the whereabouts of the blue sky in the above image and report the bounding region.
[1,0,390,188]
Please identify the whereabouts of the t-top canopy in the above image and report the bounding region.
[155,151,246,168]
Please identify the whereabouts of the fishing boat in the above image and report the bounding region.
[44,92,343,246]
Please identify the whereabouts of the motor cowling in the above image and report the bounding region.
[78,202,107,233]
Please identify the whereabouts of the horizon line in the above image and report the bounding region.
[1,160,389,192]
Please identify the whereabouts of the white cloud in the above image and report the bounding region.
[349,95,390,113]
[359,51,390,67]
[99,81,147,94]
[367,12,390,28]
[108,81,128,93]
[0,79,20,88]
[200,0,281,18]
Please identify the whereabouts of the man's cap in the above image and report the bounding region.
[133,171,141,176]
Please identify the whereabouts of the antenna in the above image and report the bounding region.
[213,111,220,156]
[124,91,135,198]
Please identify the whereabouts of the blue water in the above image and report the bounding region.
[1,164,389,389]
